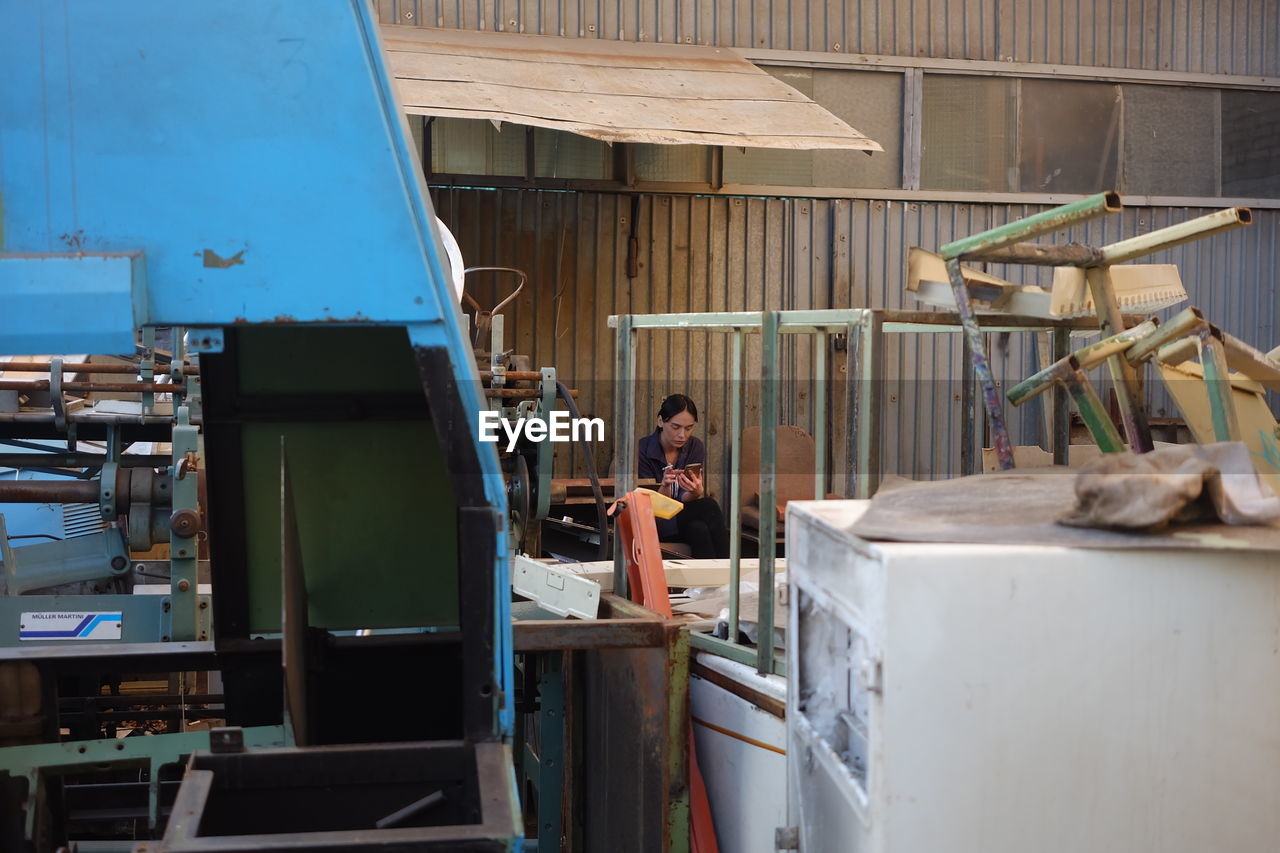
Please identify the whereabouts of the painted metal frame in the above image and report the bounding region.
[610,308,1101,675]
[957,204,1253,464]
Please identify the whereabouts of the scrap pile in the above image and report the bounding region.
[907,192,1280,506]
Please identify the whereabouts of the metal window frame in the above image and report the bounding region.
[422,51,1280,209]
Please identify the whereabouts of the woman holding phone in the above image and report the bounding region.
[636,394,729,558]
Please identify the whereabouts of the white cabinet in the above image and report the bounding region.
[786,499,1280,853]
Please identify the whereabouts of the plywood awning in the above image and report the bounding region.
[381,26,882,151]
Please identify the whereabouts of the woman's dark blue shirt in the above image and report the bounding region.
[636,429,706,539]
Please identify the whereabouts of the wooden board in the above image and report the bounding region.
[383,25,881,150]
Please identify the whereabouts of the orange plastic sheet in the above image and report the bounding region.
[609,490,718,853]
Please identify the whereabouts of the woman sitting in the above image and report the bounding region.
[636,394,729,559]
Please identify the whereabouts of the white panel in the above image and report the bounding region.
[788,498,1280,853]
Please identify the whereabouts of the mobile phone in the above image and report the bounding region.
[683,462,702,477]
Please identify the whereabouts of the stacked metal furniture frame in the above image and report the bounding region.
[939,192,1253,468]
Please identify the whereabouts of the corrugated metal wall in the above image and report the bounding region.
[380,1,1280,77]
[433,188,1280,492]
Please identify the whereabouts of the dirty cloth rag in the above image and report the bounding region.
[850,449,1280,552]
[1061,442,1280,530]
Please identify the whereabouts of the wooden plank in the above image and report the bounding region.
[557,558,788,593]
[398,91,871,149]
[381,26,880,150]
[388,49,818,103]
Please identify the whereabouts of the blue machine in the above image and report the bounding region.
[1,1,519,849]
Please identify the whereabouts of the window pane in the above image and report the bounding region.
[634,144,710,183]
[430,117,525,176]
[722,68,903,189]
[812,69,902,189]
[534,128,613,180]
[1121,85,1217,196]
[1222,90,1280,197]
[722,68,814,186]
[1018,80,1119,193]
[921,76,1016,191]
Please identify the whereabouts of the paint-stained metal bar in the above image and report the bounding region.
[939,194,1123,470]
[1099,207,1253,265]
[1085,267,1153,452]
[960,243,1104,266]
[946,257,1014,469]
[1062,361,1127,453]
[727,329,744,645]
[1126,307,1208,365]
[1009,346,1129,454]
[960,334,976,475]
[1051,327,1071,465]
[1197,328,1242,442]
[756,310,779,675]
[1008,319,1160,405]
[612,314,636,597]
[939,192,1121,260]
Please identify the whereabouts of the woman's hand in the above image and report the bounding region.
[676,468,704,501]
[661,466,681,497]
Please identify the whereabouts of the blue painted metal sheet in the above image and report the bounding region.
[0,2,446,330]
[0,253,141,354]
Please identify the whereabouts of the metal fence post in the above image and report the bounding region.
[613,314,636,596]
[727,328,744,644]
[757,311,779,674]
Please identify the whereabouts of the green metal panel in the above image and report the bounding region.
[231,327,460,634]
[241,420,458,633]
[234,326,426,395]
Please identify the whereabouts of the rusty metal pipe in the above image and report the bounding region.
[478,371,547,382]
[484,388,578,399]
[940,192,1122,260]
[959,243,1104,267]
[1,361,199,375]
[0,479,101,503]
[0,380,181,393]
